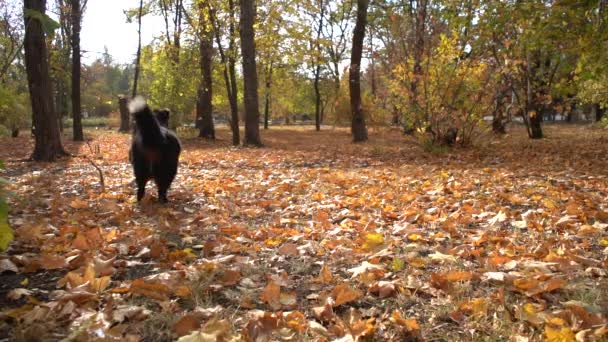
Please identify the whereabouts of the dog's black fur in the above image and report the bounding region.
[129,97,181,203]
[154,109,170,128]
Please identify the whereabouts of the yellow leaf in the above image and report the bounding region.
[363,233,384,250]
[543,198,557,209]
[0,221,14,252]
[391,258,405,271]
[545,326,575,342]
[407,233,422,241]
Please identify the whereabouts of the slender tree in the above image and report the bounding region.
[349,0,368,142]
[313,0,325,131]
[132,0,143,98]
[207,0,239,145]
[239,0,262,146]
[24,0,66,161]
[263,63,272,130]
[70,0,84,141]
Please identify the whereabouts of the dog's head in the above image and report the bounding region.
[154,109,170,128]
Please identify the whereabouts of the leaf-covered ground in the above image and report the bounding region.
[0,125,607,341]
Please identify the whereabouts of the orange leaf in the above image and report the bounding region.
[445,271,474,282]
[278,243,299,256]
[390,310,420,332]
[130,279,171,301]
[219,269,241,286]
[260,282,281,310]
[332,283,362,306]
[173,314,203,337]
[39,254,68,270]
[314,264,334,283]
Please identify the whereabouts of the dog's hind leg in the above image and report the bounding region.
[154,159,178,203]
[136,177,147,201]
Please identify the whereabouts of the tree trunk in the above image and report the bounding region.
[408,0,427,133]
[208,0,239,145]
[118,95,130,132]
[263,63,272,130]
[24,0,66,161]
[594,103,604,122]
[529,113,543,139]
[197,4,215,139]
[349,0,369,143]
[71,0,83,141]
[239,0,262,146]
[132,0,143,98]
[228,0,239,145]
[313,0,324,132]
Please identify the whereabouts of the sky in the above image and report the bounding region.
[80,0,165,64]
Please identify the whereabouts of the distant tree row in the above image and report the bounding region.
[1,0,607,160]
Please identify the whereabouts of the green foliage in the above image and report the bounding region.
[0,160,13,252]
[0,83,30,132]
[23,8,60,37]
[139,44,199,126]
[388,33,492,146]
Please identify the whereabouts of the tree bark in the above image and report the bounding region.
[529,109,543,139]
[349,0,369,143]
[239,0,262,146]
[132,0,143,98]
[313,0,324,132]
[594,103,604,122]
[24,0,66,161]
[118,95,130,132]
[228,0,240,145]
[71,0,83,141]
[197,3,215,139]
[408,0,427,133]
[263,63,272,130]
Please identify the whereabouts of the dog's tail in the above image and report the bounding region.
[130,96,165,146]
[128,96,148,115]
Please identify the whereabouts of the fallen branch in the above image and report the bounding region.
[84,142,105,192]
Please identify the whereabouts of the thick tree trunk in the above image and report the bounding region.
[118,95,130,132]
[71,0,83,141]
[529,115,543,139]
[197,6,215,139]
[263,63,272,130]
[24,0,66,161]
[349,0,369,143]
[239,0,262,146]
[132,0,143,98]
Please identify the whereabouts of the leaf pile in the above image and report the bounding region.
[0,125,607,341]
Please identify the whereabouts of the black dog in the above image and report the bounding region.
[129,97,181,203]
[154,108,170,128]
